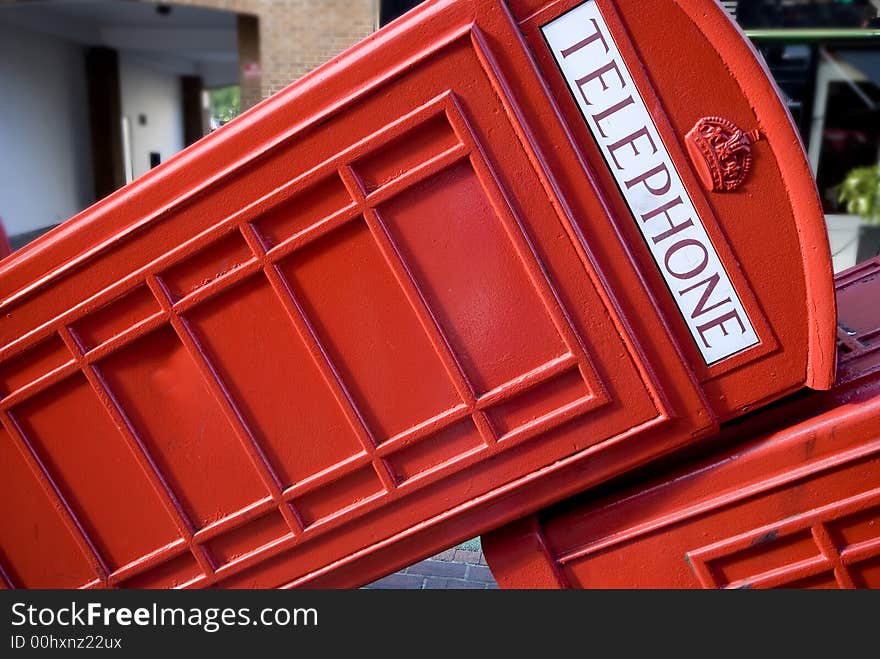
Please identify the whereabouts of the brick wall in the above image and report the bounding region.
[366,541,499,589]
[146,0,377,106]
[0,0,377,107]
[0,0,379,102]
[236,13,262,110]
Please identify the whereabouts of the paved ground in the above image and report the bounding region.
[365,539,499,589]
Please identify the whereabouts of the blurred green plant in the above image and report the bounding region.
[208,85,241,126]
[838,164,880,224]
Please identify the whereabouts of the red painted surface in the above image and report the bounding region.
[483,257,880,589]
[0,0,834,589]
[684,117,761,193]
[0,221,11,260]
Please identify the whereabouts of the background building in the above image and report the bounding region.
[0,0,376,248]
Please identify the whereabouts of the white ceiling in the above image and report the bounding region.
[0,0,240,85]
[12,0,237,29]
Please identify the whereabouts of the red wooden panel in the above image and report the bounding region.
[830,506,880,550]
[117,552,201,590]
[161,231,252,301]
[206,511,291,566]
[352,113,460,192]
[0,427,94,588]
[98,327,268,529]
[71,286,162,351]
[280,220,461,440]
[851,556,880,588]
[0,335,71,396]
[12,376,180,572]
[293,467,385,528]
[255,175,352,249]
[186,276,365,488]
[379,160,569,394]
[385,420,483,484]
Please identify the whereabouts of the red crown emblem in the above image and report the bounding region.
[685,116,761,192]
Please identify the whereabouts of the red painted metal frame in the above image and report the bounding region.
[0,0,835,589]
[483,257,880,589]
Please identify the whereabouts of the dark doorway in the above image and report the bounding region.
[380,0,423,26]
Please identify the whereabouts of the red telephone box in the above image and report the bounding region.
[0,0,836,589]
[483,257,880,589]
